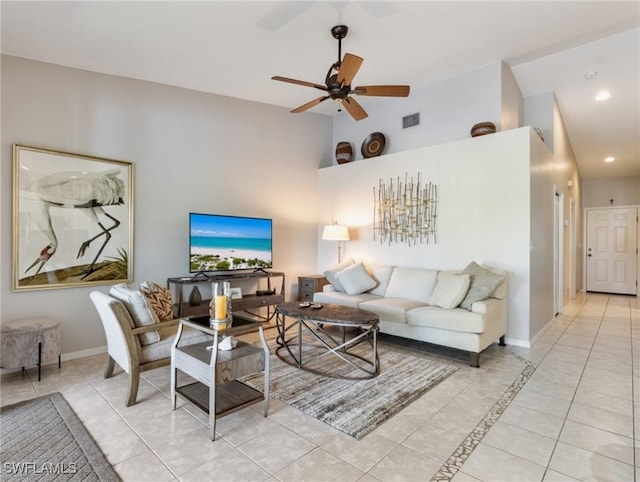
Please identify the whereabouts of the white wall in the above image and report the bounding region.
[523,92,554,152]
[1,56,332,356]
[582,176,640,208]
[529,130,556,339]
[332,63,502,163]
[552,95,584,300]
[317,128,532,344]
[500,62,524,131]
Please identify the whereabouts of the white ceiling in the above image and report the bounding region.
[2,1,639,179]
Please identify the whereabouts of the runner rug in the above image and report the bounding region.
[243,344,458,440]
[0,392,119,481]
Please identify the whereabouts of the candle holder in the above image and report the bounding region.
[209,281,232,329]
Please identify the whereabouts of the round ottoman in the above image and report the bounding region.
[0,318,61,381]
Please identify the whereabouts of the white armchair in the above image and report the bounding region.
[90,289,211,406]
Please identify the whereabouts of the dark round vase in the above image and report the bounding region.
[188,286,202,306]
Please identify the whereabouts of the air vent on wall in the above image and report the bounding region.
[403,113,420,129]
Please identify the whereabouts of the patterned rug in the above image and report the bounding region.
[0,392,119,481]
[243,342,458,440]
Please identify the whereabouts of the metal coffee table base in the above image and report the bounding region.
[275,303,380,380]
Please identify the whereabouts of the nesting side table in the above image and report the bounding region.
[0,318,61,381]
[171,315,270,441]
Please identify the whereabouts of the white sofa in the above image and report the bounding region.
[313,261,508,367]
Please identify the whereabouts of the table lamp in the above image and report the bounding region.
[322,222,350,264]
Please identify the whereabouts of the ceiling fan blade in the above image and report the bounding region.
[291,95,330,113]
[353,85,410,97]
[342,97,368,121]
[336,53,364,86]
[272,76,327,92]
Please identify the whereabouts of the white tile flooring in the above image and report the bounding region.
[1,292,637,481]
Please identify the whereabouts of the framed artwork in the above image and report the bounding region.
[12,144,134,291]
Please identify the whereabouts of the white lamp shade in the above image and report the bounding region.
[322,223,350,241]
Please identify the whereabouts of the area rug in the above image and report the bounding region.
[0,392,119,481]
[243,344,458,440]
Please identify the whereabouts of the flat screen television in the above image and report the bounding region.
[189,213,273,273]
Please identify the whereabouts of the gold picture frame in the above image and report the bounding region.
[12,145,134,291]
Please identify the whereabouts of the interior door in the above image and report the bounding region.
[586,207,637,294]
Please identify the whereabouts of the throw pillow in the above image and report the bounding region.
[459,262,506,310]
[108,284,159,345]
[430,273,471,309]
[323,257,354,292]
[335,262,378,295]
[139,281,174,322]
[366,264,394,296]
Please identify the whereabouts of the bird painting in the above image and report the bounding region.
[22,168,126,280]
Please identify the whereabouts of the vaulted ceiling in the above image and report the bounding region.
[2,1,639,179]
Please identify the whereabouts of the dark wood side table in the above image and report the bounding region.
[298,275,329,302]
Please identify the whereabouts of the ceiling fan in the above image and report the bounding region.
[272,25,410,121]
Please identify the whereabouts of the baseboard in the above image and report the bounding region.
[504,337,530,348]
[61,345,107,362]
[505,314,556,350]
[1,346,107,376]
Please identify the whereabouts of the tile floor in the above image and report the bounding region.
[1,292,637,481]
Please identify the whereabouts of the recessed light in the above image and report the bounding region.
[584,71,598,80]
[595,91,610,101]
[604,156,615,163]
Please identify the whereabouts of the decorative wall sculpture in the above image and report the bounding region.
[373,172,438,246]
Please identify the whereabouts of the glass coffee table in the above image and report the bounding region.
[275,302,379,380]
[170,314,270,441]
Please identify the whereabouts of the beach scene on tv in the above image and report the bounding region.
[190,214,273,272]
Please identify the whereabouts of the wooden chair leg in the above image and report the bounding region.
[126,367,140,407]
[104,355,116,379]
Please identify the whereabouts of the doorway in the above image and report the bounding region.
[585,207,638,295]
[569,199,577,299]
[554,190,564,315]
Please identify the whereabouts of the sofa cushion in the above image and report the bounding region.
[336,262,377,295]
[430,273,471,309]
[406,306,486,334]
[139,281,174,321]
[459,262,506,310]
[359,298,427,324]
[323,258,354,292]
[313,290,381,308]
[366,264,394,296]
[109,284,159,345]
[384,267,438,304]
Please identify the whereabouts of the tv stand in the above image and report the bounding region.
[167,271,285,321]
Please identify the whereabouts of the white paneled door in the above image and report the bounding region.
[586,207,637,295]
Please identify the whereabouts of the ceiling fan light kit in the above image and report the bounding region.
[272,25,410,121]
